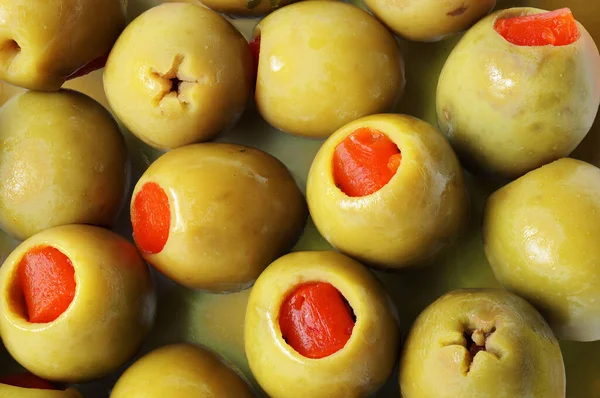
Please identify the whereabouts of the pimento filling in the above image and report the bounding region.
[17,246,76,324]
[494,8,580,46]
[333,127,402,197]
[0,373,57,390]
[279,282,355,359]
[131,181,170,255]
[249,34,261,79]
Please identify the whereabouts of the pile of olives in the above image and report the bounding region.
[0,0,599,397]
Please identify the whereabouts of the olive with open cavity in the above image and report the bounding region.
[0,90,128,241]
[104,2,253,150]
[0,373,82,398]
[245,251,399,398]
[307,114,468,270]
[436,7,600,179]
[130,143,307,292]
[0,225,156,383]
[0,0,126,91]
[252,1,405,138]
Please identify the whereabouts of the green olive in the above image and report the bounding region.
[436,7,600,179]
[399,289,565,398]
[254,1,405,138]
[131,143,307,292]
[484,158,600,341]
[0,385,82,398]
[110,343,253,397]
[104,3,253,150]
[0,225,156,383]
[200,0,297,16]
[364,0,496,42]
[307,114,468,269]
[0,0,126,91]
[0,90,128,241]
[245,251,399,398]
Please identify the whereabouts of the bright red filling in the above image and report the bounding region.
[131,182,171,255]
[249,35,261,79]
[279,282,355,359]
[494,8,580,46]
[333,127,402,197]
[0,373,56,390]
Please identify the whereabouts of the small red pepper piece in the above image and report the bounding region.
[132,182,171,255]
[0,373,56,390]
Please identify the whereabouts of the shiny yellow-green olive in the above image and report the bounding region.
[0,225,156,383]
[484,158,600,341]
[0,90,128,241]
[307,114,469,269]
[131,143,307,292]
[200,0,297,16]
[399,289,565,398]
[0,0,126,91]
[254,1,405,138]
[436,7,600,179]
[104,2,253,150]
[110,343,253,397]
[245,251,399,398]
[0,385,82,398]
[364,0,496,42]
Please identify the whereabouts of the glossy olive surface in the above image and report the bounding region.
[484,158,600,341]
[0,0,126,91]
[307,114,469,269]
[400,289,565,398]
[104,2,253,150]
[0,90,128,241]
[364,0,496,42]
[200,0,297,16]
[245,251,399,398]
[131,143,307,292]
[110,343,253,397]
[254,1,405,138]
[0,385,82,398]
[436,7,600,179]
[0,225,156,383]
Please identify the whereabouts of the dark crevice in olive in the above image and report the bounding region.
[447,5,468,17]
[463,326,497,372]
[170,77,182,94]
[0,39,21,68]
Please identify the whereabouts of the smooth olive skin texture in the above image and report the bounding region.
[484,158,600,341]
[200,0,297,17]
[365,0,496,42]
[0,90,128,241]
[0,385,82,398]
[400,289,565,398]
[307,114,469,270]
[254,1,405,139]
[132,143,307,292]
[436,7,600,179]
[104,3,253,150]
[110,344,253,398]
[245,251,399,398]
[0,225,156,383]
[0,0,126,91]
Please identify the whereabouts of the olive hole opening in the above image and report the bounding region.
[464,326,496,358]
[0,40,21,67]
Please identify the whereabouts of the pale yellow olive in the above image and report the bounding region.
[0,0,126,91]
[110,343,253,398]
[0,225,156,383]
[254,1,405,138]
[245,251,399,398]
[399,289,565,398]
[364,0,496,42]
[484,158,600,341]
[307,114,468,269]
[0,90,128,241]
[437,7,600,179]
[200,0,297,17]
[104,3,253,150]
[130,143,307,292]
[0,385,82,398]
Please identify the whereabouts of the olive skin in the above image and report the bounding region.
[131,143,307,292]
[399,289,565,398]
[0,90,128,241]
[0,225,156,383]
[200,0,297,17]
[104,3,253,150]
[436,7,600,179]
[110,344,253,398]
[0,385,82,398]
[484,158,600,341]
[245,251,399,398]
[0,0,126,91]
[307,114,468,270]
[254,1,405,139]
[364,0,496,42]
